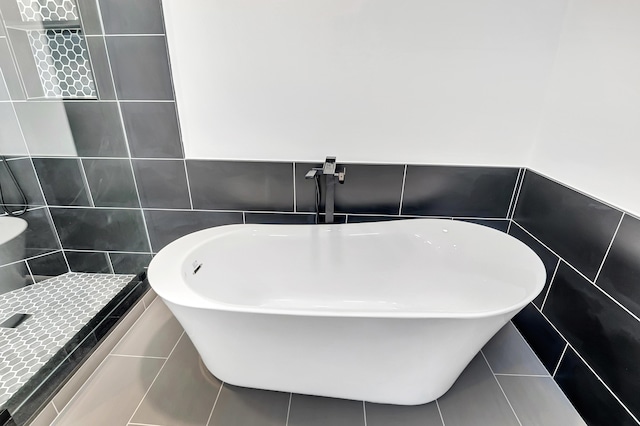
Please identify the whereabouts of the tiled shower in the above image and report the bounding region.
[1,0,639,425]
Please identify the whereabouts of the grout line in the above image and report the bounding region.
[507,218,513,234]
[435,399,445,426]
[480,350,523,426]
[540,259,561,310]
[51,400,59,414]
[242,211,246,224]
[128,422,163,426]
[62,249,153,255]
[552,343,568,377]
[127,331,185,425]
[509,169,526,220]
[78,158,96,207]
[512,221,640,324]
[506,168,522,219]
[23,260,35,284]
[398,164,407,215]
[494,373,550,377]
[205,382,225,426]
[594,212,624,283]
[109,354,168,360]
[292,163,297,213]
[183,159,194,210]
[362,400,367,426]
[285,393,292,426]
[76,2,101,100]
[529,303,640,424]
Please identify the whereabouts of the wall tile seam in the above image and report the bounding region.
[76,0,102,101]
[479,350,524,426]
[505,168,523,219]
[0,249,64,269]
[529,301,640,425]
[511,220,640,324]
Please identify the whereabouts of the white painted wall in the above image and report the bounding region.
[529,0,640,216]
[163,0,566,165]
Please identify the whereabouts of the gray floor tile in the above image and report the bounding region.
[497,376,587,426]
[208,384,289,426]
[483,322,549,375]
[53,355,164,426]
[112,298,183,357]
[288,394,365,426]
[130,334,220,425]
[30,402,57,426]
[365,401,443,426]
[438,354,520,426]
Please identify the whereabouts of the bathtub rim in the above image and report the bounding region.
[148,219,546,319]
[0,216,28,246]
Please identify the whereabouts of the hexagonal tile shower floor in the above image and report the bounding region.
[0,273,134,408]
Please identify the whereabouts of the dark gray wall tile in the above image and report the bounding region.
[0,0,23,22]
[132,160,189,208]
[109,252,152,274]
[544,261,640,417]
[188,160,294,211]
[85,37,116,100]
[33,158,91,206]
[27,251,68,282]
[402,165,518,218]
[457,218,509,232]
[22,208,62,257]
[245,212,315,224]
[1,159,45,207]
[144,209,242,252]
[98,0,164,34]
[507,168,525,218]
[514,171,623,280]
[512,304,566,374]
[121,102,182,158]
[0,38,25,99]
[82,159,139,207]
[0,103,27,155]
[508,223,560,308]
[106,36,173,100]
[77,0,103,35]
[0,261,32,295]
[296,163,404,215]
[63,101,128,157]
[51,207,149,252]
[65,251,111,273]
[555,347,638,426]
[13,102,77,156]
[6,29,44,98]
[347,215,413,223]
[596,214,640,317]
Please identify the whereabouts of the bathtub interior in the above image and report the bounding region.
[151,219,546,318]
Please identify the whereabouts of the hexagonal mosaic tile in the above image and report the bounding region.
[0,273,134,407]
[27,29,96,98]
[17,0,78,22]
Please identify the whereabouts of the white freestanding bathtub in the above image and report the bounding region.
[148,219,545,405]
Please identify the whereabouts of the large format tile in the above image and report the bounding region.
[508,223,560,307]
[27,252,68,282]
[98,0,165,34]
[77,0,103,35]
[22,208,62,256]
[29,402,57,426]
[188,160,294,211]
[0,104,27,155]
[402,165,518,217]
[106,36,174,100]
[497,376,585,426]
[85,37,116,100]
[63,101,128,157]
[513,171,623,280]
[295,163,404,214]
[82,159,139,207]
[543,261,640,418]
[6,28,44,98]
[0,68,9,100]
[50,208,149,252]
[65,251,112,273]
[13,102,76,156]
[1,158,45,206]
[121,102,183,158]
[109,252,153,274]
[144,209,243,252]
[288,394,365,426]
[112,299,183,357]
[245,212,315,224]
[132,160,190,208]
[555,347,638,426]
[457,218,509,232]
[53,355,165,426]
[511,304,566,374]
[437,354,519,426]
[33,158,90,206]
[208,385,290,426]
[482,322,549,376]
[365,401,443,426]
[0,39,25,99]
[131,334,220,425]
[596,214,640,317]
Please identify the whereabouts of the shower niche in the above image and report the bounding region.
[1,0,97,99]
